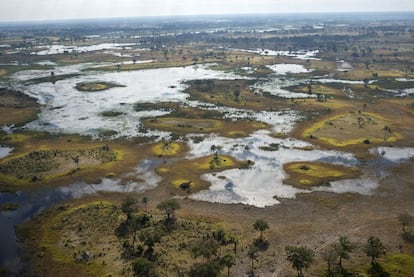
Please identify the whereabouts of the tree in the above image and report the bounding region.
[321,247,338,276]
[189,261,221,277]
[285,245,314,277]
[212,228,232,256]
[307,84,312,94]
[139,229,162,260]
[364,236,386,264]
[233,89,240,101]
[398,213,413,232]
[142,196,149,213]
[220,253,236,276]
[210,145,219,160]
[383,126,392,141]
[247,244,259,273]
[191,238,219,260]
[253,219,269,240]
[70,154,80,169]
[156,199,180,222]
[363,78,370,88]
[132,257,157,277]
[227,234,239,254]
[131,213,151,244]
[333,236,356,272]
[212,228,226,244]
[121,196,137,222]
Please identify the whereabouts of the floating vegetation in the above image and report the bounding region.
[75,81,126,92]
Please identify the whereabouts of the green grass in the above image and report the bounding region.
[381,254,414,276]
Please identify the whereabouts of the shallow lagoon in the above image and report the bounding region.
[233,48,321,60]
[0,158,160,272]
[187,131,362,207]
[0,146,13,159]
[3,62,412,209]
[11,64,241,138]
[31,43,138,55]
[266,63,313,75]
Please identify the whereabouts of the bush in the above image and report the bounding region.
[368,263,390,277]
[402,231,414,243]
[189,261,221,277]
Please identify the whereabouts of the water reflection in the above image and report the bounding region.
[0,159,160,274]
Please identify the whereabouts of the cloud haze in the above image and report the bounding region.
[1,0,413,22]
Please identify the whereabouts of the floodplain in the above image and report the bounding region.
[1,13,414,277]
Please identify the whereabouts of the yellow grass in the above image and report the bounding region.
[36,200,122,276]
[171,178,195,189]
[156,154,247,193]
[302,112,402,147]
[0,133,139,191]
[151,142,182,156]
[284,161,361,187]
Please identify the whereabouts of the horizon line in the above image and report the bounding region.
[1,10,414,25]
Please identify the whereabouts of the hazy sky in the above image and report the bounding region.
[1,0,414,22]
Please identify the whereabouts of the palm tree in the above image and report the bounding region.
[253,219,269,240]
[220,253,236,276]
[247,244,259,273]
[285,245,314,277]
[211,145,219,160]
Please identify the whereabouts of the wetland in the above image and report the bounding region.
[1,13,414,277]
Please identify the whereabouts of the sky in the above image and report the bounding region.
[0,0,414,22]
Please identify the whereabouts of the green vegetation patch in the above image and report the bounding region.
[156,154,251,193]
[0,146,117,184]
[283,161,361,188]
[143,116,268,138]
[143,117,222,134]
[20,200,125,277]
[20,198,241,277]
[380,254,414,276]
[133,101,178,112]
[0,88,39,126]
[100,110,125,117]
[151,141,184,157]
[186,79,274,111]
[75,81,125,92]
[302,112,402,147]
